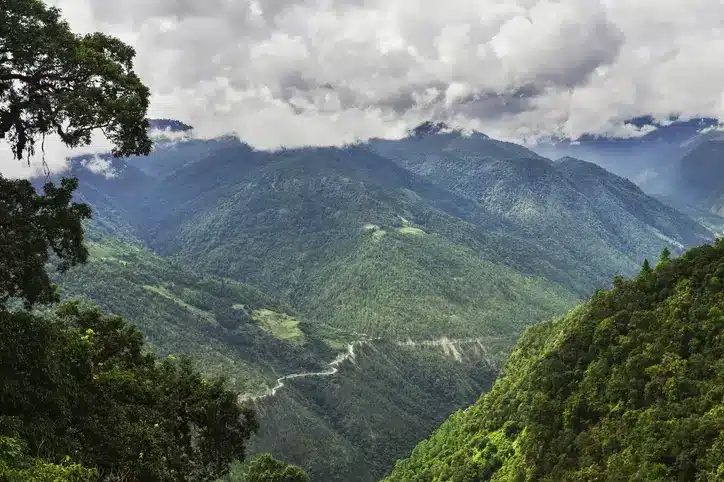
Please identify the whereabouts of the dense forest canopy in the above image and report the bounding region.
[0,175,90,308]
[1,302,258,480]
[386,240,724,481]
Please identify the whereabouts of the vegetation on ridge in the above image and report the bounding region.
[386,241,724,481]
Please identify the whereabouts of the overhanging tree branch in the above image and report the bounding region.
[0,0,152,163]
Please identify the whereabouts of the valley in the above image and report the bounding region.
[240,336,505,403]
[3,4,724,480]
[50,121,719,480]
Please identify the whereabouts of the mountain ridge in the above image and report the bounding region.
[385,240,724,481]
[43,123,717,481]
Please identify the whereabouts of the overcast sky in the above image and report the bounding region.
[3,0,724,177]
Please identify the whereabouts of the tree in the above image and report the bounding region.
[0,175,91,308]
[0,436,97,481]
[0,302,259,481]
[658,247,672,266]
[641,259,652,275]
[227,453,309,482]
[0,0,152,163]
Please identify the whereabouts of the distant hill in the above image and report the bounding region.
[148,118,193,132]
[673,140,724,216]
[533,116,721,189]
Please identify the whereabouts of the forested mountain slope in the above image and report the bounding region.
[66,142,582,339]
[49,124,718,480]
[65,129,713,340]
[368,129,712,288]
[249,338,506,481]
[57,226,343,392]
[386,241,724,481]
[56,227,512,481]
[554,157,707,252]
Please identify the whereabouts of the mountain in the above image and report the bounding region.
[69,130,712,340]
[56,227,508,481]
[50,123,716,480]
[71,141,581,339]
[148,118,194,133]
[532,116,721,188]
[670,139,724,216]
[385,240,724,481]
[368,129,712,287]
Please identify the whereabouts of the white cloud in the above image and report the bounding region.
[3,0,724,175]
[81,155,118,179]
[0,131,116,180]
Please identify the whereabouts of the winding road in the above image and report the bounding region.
[239,342,361,403]
[239,336,502,403]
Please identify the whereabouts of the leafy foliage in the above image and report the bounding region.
[385,240,724,481]
[0,436,97,481]
[0,0,151,161]
[0,175,90,307]
[0,301,258,481]
[225,453,309,482]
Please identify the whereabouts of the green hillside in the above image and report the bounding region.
[55,227,520,480]
[57,227,341,392]
[299,223,576,338]
[369,132,712,287]
[250,339,510,481]
[70,144,584,339]
[67,135,711,342]
[56,128,717,480]
[385,241,724,481]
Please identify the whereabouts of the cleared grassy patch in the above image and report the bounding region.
[398,226,426,235]
[252,309,304,344]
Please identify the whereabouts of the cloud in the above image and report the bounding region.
[0,131,116,180]
[3,0,724,175]
[81,155,119,179]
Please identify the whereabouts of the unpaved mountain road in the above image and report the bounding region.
[239,336,504,403]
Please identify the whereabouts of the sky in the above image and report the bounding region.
[3,0,724,177]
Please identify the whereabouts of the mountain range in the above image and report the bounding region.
[532,116,722,188]
[48,120,719,480]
